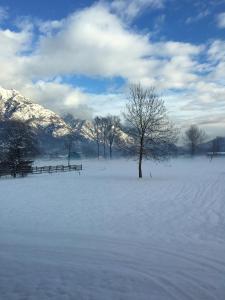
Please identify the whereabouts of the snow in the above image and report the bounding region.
[0,86,70,137]
[0,87,15,100]
[0,158,225,299]
[0,86,129,142]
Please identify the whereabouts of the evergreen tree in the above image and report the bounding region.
[0,120,39,177]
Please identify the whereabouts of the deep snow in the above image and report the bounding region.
[0,158,225,299]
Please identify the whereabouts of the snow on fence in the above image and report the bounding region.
[0,164,82,178]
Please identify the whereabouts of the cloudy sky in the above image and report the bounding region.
[0,0,225,136]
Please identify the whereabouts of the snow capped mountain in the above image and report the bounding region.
[79,120,96,140]
[0,87,71,137]
[0,87,130,148]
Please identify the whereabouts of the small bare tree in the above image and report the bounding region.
[84,117,103,159]
[106,115,121,159]
[63,114,85,164]
[184,125,206,156]
[63,114,85,135]
[87,115,122,159]
[92,116,102,159]
[64,134,73,166]
[210,136,221,160]
[99,117,110,159]
[123,83,177,178]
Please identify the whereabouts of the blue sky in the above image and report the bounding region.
[0,0,225,136]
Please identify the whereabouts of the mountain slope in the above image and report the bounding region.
[0,87,71,137]
[0,87,131,155]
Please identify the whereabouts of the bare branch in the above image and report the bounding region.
[123,83,178,178]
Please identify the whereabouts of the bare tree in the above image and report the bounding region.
[106,115,121,159]
[184,125,206,156]
[92,116,102,159]
[123,83,177,178]
[99,117,109,159]
[63,114,85,164]
[64,134,73,166]
[210,136,221,160]
[86,116,121,159]
[63,114,85,134]
[83,117,102,159]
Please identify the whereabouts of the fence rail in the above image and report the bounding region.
[0,164,82,178]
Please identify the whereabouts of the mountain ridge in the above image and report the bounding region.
[0,86,71,138]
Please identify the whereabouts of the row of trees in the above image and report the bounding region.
[89,115,121,159]
[63,110,209,168]
[0,83,219,178]
[63,114,123,161]
[102,84,218,177]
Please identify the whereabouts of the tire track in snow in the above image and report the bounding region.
[176,271,218,300]
[58,236,225,299]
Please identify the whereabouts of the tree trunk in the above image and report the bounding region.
[68,153,70,166]
[103,140,106,159]
[139,138,144,178]
[68,144,71,166]
[109,143,112,159]
[191,142,195,156]
[97,142,100,159]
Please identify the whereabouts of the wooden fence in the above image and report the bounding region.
[0,164,82,178]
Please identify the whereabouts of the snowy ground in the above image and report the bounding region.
[0,157,225,300]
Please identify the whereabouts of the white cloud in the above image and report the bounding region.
[1,2,202,94]
[28,4,151,80]
[87,92,125,116]
[109,0,165,21]
[0,28,30,55]
[25,5,202,92]
[152,14,165,35]
[20,80,95,119]
[37,19,65,35]
[0,1,224,136]
[206,40,225,86]
[207,39,225,62]
[0,27,33,88]
[186,9,210,24]
[21,81,84,108]
[0,6,8,23]
[216,12,225,28]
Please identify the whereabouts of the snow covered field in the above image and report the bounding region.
[0,158,225,300]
